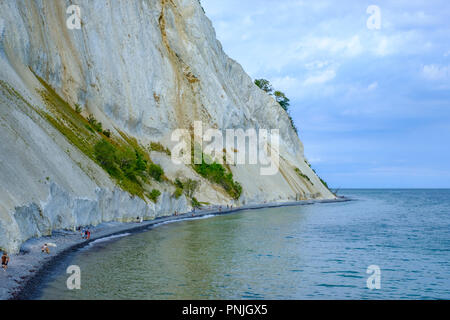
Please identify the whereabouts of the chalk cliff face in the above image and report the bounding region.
[0,0,335,253]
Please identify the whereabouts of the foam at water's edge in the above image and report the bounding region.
[85,233,132,247]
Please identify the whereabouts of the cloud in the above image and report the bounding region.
[304,60,332,70]
[303,69,336,86]
[271,76,302,91]
[422,64,450,81]
[202,0,450,187]
[368,82,378,91]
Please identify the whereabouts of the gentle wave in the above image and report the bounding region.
[85,233,132,247]
[152,214,216,228]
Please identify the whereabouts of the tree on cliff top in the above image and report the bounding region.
[254,79,297,134]
[274,91,290,112]
[254,79,274,94]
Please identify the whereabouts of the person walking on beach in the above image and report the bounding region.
[1,252,10,271]
[41,244,50,254]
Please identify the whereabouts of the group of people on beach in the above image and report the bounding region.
[82,229,91,239]
[2,244,51,273]
[0,204,242,273]
[2,226,94,272]
[76,226,91,239]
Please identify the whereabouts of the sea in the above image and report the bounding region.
[29,189,450,300]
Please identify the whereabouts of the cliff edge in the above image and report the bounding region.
[0,0,335,253]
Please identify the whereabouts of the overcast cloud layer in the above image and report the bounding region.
[203,0,450,188]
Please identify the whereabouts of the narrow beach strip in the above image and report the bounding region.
[1,197,350,300]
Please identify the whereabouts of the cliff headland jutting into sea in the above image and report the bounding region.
[0,0,335,256]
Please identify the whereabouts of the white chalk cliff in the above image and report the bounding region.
[0,0,335,253]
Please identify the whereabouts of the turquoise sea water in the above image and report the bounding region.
[32,189,450,300]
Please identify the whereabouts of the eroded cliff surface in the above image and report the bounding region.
[0,0,335,253]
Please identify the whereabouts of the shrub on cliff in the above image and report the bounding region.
[74,104,82,114]
[134,150,148,176]
[94,140,119,177]
[274,91,290,111]
[87,114,103,133]
[194,159,242,200]
[149,189,161,203]
[149,163,164,182]
[94,140,150,198]
[149,142,171,156]
[175,178,184,189]
[103,129,111,138]
[183,179,199,198]
[254,79,273,94]
[173,187,183,199]
[191,197,201,208]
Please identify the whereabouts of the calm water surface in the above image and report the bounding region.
[33,190,450,299]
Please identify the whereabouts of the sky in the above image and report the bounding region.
[202,0,450,188]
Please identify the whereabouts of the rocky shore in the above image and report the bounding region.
[1,198,349,300]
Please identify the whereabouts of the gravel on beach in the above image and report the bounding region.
[0,198,347,300]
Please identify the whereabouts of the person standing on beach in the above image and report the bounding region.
[1,252,10,271]
[41,244,50,254]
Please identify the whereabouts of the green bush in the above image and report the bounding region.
[94,140,119,177]
[254,79,273,94]
[149,163,164,182]
[85,124,95,133]
[94,140,151,198]
[87,114,103,132]
[173,178,199,199]
[93,122,102,133]
[134,150,148,176]
[274,91,290,111]
[149,189,161,203]
[194,159,242,200]
[173,187,183,199]
[149,142,171,155]
[295,168,313,184]
[191,197,201,208]
[183,179,199,198]
[75,104,82,114]
[103,129,111,138]
[174,178,184,189]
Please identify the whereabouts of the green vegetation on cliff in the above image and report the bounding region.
[294,168,313,185]
[190,143,242,200]
[10,72,244,204]
[194,158,242,200]
[304,159,331,192]
[32,73,161,200]
[254,78,298,134]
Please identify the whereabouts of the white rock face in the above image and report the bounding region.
[0,0,335,253]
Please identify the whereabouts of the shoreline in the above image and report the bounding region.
[1,198,350,300]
